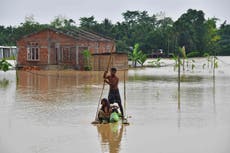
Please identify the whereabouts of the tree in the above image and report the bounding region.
[174,9,206,55]
[218,22,230,55]
[204,18,220,55]
[50,15,75,28]
[0,25,16,45]
[99,18,114,37]
[79,16,97,30]
[1,9,230,56]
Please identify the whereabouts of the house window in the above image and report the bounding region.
[106,44,111,53]
[95,42,99,53]
[62,47,71,61]
[3,48,11,58]
[27,42,39,61]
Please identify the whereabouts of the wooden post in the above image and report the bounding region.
[178,55,181,110]
[213,56,215,79]
[124,70,126,117]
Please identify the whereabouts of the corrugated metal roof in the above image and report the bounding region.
[19,27,114,42]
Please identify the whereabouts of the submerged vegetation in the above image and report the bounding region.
[0,78,9,88]
[0,59,12,72]
[129,43,147,67]
[0,59,12,88]
[148,58,162,67]
[82,49,92,71]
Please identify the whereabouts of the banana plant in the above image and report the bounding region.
[214,56,218,68]
[191,59,195,71]
[203,53,211,69]
[148,58,161,67]
[0,59,12,72]
[129,43,147,67]
[179,46,187,72]
[172,54,182,71]
[137,52,147,67]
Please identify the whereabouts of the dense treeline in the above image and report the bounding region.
[0,9,230,56]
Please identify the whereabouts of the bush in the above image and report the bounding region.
[203,52,210,57]
[187,51,200,57]
[84,66,92,71]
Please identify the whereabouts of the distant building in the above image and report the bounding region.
[92,52,128,71]
[0,46,17,59]
[16,28,127,70]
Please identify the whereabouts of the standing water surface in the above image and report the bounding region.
[0,57,230,153]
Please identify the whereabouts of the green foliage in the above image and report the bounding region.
[180,46,186,58]
[218,22,230,55]
[129,43,147,67]
[137,52,147,66]
[50,15,75,28]
[0,9,230,56]
[0,78,9,88]
[148,58,161,67]
[203,52,210,57]
[82,50,92,71]
[204,18,220,55]
[79,16,97,31]
[0,59,12,72]
[214,56,218,68]
[172,54,178,71]
[203,52,211,68]
[174,9,206,55]
[3,56,16,60]
[191,60,196,70]
[187,51,200,57]
[179,46,187,71]
[172,53,184,71]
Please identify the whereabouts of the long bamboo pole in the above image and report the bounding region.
[92,44,114,123]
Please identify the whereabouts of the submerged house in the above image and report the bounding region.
[17,28,128,70]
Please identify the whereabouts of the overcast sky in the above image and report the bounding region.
[1,0,230,26]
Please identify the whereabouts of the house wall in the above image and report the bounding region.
[17,29,115,70]
[92,53,128,71]
[17,29,77,67]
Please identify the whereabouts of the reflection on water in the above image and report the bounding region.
[0,78,9,88]
[16,70,127,104]
[96,123,125,153]
[0,57,230,153]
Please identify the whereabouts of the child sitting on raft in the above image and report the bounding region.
[98,98,110,123]
[98,98,121,123]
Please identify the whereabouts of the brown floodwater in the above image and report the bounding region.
[0,57,230,153]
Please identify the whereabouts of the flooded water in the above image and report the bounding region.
[0,57,230,153]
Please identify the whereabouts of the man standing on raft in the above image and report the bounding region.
[103,68,124,119]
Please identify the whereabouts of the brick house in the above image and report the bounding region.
[17,28,127,70]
